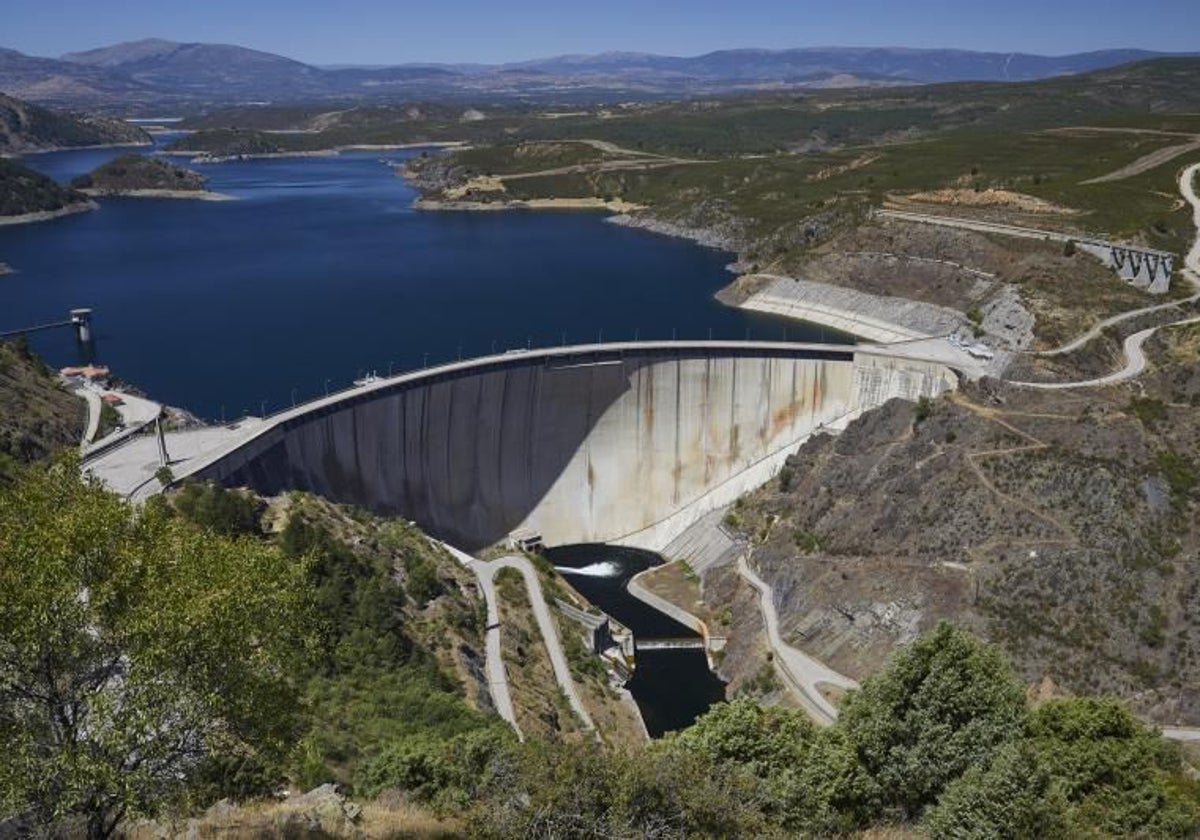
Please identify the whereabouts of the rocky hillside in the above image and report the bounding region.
[0,158,91,219]
[71,154,206,194]
[0,92,148,153]
[718,322,1200,726]
[0,340,84,479]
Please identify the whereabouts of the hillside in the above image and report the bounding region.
[163,128,293,157]
[0,92,149,153]
[0,158,91,220]
[717,321,1200,726]
[70,154,208,195]
[0,340,84,479]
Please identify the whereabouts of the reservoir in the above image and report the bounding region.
[1,139,844,421]
[547,544,726,736]
[2,141,832,733]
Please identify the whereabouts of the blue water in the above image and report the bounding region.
[2,140,841,420]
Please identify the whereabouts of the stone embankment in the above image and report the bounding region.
[726,273,962,343]
[605,212,741,251]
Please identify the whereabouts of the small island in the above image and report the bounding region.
[70,155,233,200]
[0,158,94,225]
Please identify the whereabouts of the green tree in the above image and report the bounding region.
[838,622,1027,821]
[1027,698,1200,836]
[0,461,313,838]
[924,740,1068,838]
[670,698,857,833]
[171,480,263,536]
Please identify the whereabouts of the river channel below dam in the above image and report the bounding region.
[546,544,726,737]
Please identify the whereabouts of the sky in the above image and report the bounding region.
[5,0,1198,65]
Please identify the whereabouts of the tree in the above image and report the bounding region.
[670,698,857,833]
[838,622,1027,821]
[0,461,313,838]
[923,741,1067,838]
[1027,698,1200,836]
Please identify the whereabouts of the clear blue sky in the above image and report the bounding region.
[5,0,1197,64]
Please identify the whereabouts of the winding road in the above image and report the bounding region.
[471,554,596,739]
[736,554,859,724]
[1009,161,1200,390]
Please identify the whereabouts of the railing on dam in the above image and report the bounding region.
[161,339,955,552]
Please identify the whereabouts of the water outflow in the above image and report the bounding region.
[556,561,622,578]
[545,544,726,736]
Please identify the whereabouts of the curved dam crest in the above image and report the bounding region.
[182,342,956,551]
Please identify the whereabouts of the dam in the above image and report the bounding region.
[147,339,960,552]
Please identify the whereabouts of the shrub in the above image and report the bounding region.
[838,622,1027,820]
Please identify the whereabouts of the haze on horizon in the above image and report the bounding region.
[5,0,1197,66]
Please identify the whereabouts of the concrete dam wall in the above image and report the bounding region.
[186,342,955,551]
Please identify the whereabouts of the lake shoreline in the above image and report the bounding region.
[5,141,154,159]
[415,196,643,213]
[79,188,237,202]
[0,202,96,227]
[161,141,468,164]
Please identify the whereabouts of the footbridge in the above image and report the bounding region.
[100,340,958,552]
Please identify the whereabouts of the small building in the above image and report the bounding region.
[507,528,545,553]
[60,365,110,381]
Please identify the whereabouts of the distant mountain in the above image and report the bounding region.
[62,38,329,98]
[508,47,1171,83]
[0,47,153,107]
[0,92,150,154]
[0,38,1190,110]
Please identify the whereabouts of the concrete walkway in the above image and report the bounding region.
[736,553,859,725]
[471,554,596,739]
[1008,161,1200,390]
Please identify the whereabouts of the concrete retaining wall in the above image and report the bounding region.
[737,274,962,342]
[190,343,954,551]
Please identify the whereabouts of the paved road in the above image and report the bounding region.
[1010,162,1200,390]
[736,554,859,724]
[1082,139,1200,185]
[74,387,102,446]
[472,554,595,738]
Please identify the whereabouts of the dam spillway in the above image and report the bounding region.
[180,341,957,551]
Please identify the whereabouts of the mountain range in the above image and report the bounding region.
[0,38,1190,111]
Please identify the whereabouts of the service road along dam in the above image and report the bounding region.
[165,340,958,552]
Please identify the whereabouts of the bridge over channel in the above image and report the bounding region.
[88,339,962,552]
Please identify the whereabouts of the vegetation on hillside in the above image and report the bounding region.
[0,92,150,154]
[721,321,1200,726]
[1,457,1197,836]
[0,158,91,218]
[164,128,292,157]
[70,154,207,193]
[0,339,84,480]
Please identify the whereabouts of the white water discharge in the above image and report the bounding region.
[556,561,622,578]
